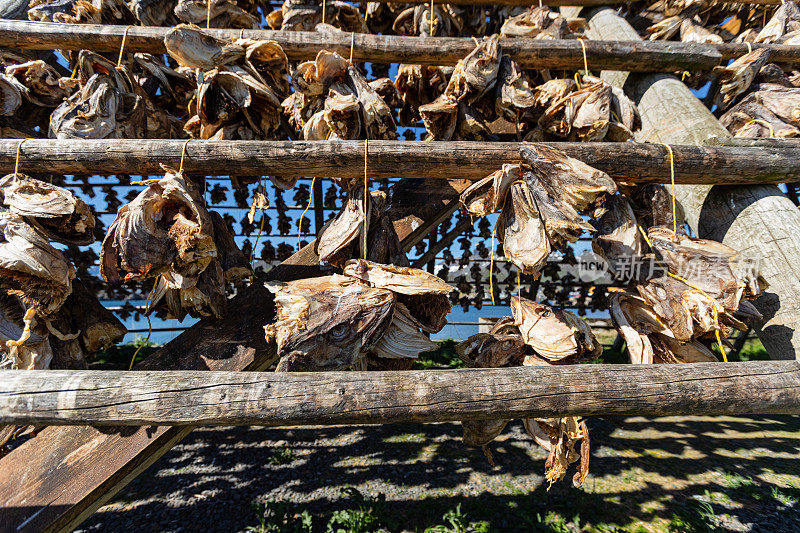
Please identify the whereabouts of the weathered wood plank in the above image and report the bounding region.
[0,177,452,533]
[1,363,798,426]
[1,139,799,184]
[371,0,781,4]
[0,21,746,70]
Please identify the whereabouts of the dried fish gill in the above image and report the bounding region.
[368,302,437,360]
[497,180,550,275]
[266,274,395,371]
[592,195,645,280]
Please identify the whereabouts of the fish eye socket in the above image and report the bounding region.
[539,308,551,317]
[502,341,513,350]
[330,324,350,340]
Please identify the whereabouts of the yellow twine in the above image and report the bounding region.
[129,276,159,370]
[178,138,191,173]
[741,118,775,138]
[117,25,132,68]
[578,37,589,77]
[429,0,434,36]
[681,71,691,81]
[349,31,355,64]
[657,142,678,235]
[322,0,326,24]
[298,176,316,250]
[489,179,526,306]
[69,63,79,79]
[517,269,522,301]
[13,138,32,176]
[745,41,752,55]
[250,177,267,268]
[206,0,212,28]
[637,224,653,249]
[667,272,728,362]
[362,139,369,259]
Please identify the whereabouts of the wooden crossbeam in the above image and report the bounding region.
[370,0,782,4]
[1,139,799,184]
[2,21,799,69]
[1,363,799,427]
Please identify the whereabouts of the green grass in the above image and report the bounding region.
[267,446,297,465]
[92,337,161,369]
[414,340,465,369]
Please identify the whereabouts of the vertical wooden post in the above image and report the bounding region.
[571,6,800,361]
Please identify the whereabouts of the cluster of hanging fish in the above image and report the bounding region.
[100,167,251,320]
[399,35,640,142]
[265,259,452,371]
[457,297,598,488]
[594,184,767,365]
[0,172,126,371]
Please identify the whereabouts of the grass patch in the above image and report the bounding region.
[267,446,296,465]
[92,338,161,369]
[415,340,465,369]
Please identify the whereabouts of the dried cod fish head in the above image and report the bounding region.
[343,259,453,333]
[647,227,744,311]
[345,64,397,140]
[0,294,52,370]
[608,292,668,364]
[456,332,528,368]
[418,94,458,140]
[636,274,695,342]
[520,143,616,214]
[266,274,395,371]
[195,67,251,137]
[571,77,611,141]
[0,210,75,316]
[609,84,641,137]
[4,60,70,107]
[680,17,723,44]
[49,75,117,139]
[0,173,95,245]
[756,1,800,43]
[592,195,644,280]
[394,64,448,126]
[459,163,521,218]
[523,417,589,488]
[524,168,595,250]
[713,48,772,109]
[164,24,245,70]
[495,55,535,122]
[500,6,552,38]
[720,101,800,138]
[533,78,576,112]
[174,0,258,29]
[100,170,215,285]
[650,333,718,364]
[646,15,682,40]
[497,181,550,275]
[511,296,601,362]
[445,34,501,104]
[462,418,510,447]
[322,84,361,140]
[368,302,437,360]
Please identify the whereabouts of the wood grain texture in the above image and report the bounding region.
[0,177,453,533]
[584,7,800,362]
[0,21,744,70]
[1,139,799,184]
[371,0,781,4]
[1,363,798,426]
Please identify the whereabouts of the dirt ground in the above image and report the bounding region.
[75,415,800,533]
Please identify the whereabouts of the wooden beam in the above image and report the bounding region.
[2,139,800,184]
[583,6,800,362]
[1,363,798,426]
[368,0,782,4]
[0,175,451,533]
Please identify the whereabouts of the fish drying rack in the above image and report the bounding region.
[1,4,800,532]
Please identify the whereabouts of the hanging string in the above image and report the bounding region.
[250,176,267,269]
[129,276,159,370]
[178,138,191,174]
[489,179,526,306]
[298,176,316,250]
[745,41,752,55]
[657,142,678,235]
[578,37,589,77]
[362,139,369,259]
[349,31,356,64]
[322,0,326,25]
[741,118,775,138]
[206,0,213,28]
[14,138,32,176]
[117,25,133,68]
[429,0,434,36]
[517,269,522,301]
[667,272,728,363]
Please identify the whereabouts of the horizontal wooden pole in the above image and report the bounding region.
[2,139,799,184]
[370,0,782,4]
[1,21,796,68]
[0,362,798,426]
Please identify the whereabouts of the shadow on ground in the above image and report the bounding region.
[76,415,800,533]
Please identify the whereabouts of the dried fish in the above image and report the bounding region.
[456,332,528,369]
[756,1,800,43]
[393,4,461,37]
[523,417,589,488]
[394,64,448,126]
[445,34,500,105]
[0,173,95,245]
[713,48,772,109]
[368,302,437,360]
[174,0,258,29]
[418,95,458,140]
[164,24,244,70]
[5,60,71,107]
[680,17,723,43]
[316,187,368,266]
[497,181,550,275]
[459,163,520,219]
[592,195,644,280]
[0,74,22,115]
[494,55,535,123]
[343,259,453,333]
[100,169,216,288]
[266,274,395,371]
[511,296,601,363]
